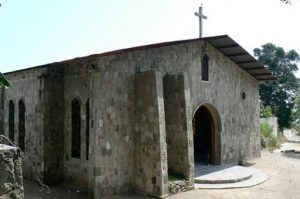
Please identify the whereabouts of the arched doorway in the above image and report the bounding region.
[193,104,220,164]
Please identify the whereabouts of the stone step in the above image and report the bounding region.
[194,165,252,184]
[194,164,268,189]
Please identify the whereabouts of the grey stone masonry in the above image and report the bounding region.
[163,74,194,187]
[43,67,65,184]
[0,88,4,134]
[134,71,168,197]
[0,145,24,199]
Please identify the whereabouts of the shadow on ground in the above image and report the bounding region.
[281,152,300,160]
[24,180,149,199]
[24,179,87,199]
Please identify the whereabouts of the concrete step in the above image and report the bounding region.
[194,165,252,184]
[194,164,268,189]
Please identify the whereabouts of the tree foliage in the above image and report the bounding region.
[254,43,300,130]
[0,73,11,88]
[280,0,292,4]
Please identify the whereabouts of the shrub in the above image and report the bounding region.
[260,123,273,138]
[266,136,280,152]
[260,106,273,118]
[260,123,285,152]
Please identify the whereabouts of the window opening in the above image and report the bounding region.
[71,99,81,159]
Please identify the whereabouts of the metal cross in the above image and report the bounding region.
[194,4,207,38]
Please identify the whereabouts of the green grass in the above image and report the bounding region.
[260,123,286,152]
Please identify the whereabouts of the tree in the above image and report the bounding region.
[254,43,300,130]
[0,72,11,88]
[280,0,292,4]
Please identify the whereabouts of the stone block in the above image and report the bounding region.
[0,145,24,199]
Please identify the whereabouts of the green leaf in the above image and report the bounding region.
[0,72,11,88]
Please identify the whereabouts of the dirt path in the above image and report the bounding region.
[170,134,300,199]
[24,134,300,199]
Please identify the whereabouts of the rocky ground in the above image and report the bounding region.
[24,131,300,199]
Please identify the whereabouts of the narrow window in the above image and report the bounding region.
[202,54,209,81]
[18,100,25,151]
[8,100,15,142]
[71,99,81,159]
[85,99,90,160]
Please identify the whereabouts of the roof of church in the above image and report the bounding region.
[202,35,275,81]
[5,35,275,80]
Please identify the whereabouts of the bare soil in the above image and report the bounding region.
[169,134,300,199]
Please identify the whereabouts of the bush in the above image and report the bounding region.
[260,123,273,138]
[260,106,273,118]
[260,123,285,152]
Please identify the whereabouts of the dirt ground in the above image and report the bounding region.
[24,133,300,199]
[170,133,300,199]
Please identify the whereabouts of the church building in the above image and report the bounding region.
[0,35,274,198]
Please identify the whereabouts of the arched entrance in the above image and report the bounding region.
[193,104,221,165]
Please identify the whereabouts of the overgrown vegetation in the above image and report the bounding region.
[260,106,273,118]
[255,44,300,131]
[292,95,300,136]
[260,123,286,152]
[0,72,11,88]
[260,123,273,138]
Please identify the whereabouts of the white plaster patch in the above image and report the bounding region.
[125,135,129,142]
[98,120,103,127]
[106,142,111,150]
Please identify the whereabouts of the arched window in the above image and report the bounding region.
[8,100,15,142]
[202,54,209,81]
[85,99,90,160]
[71,98,81,159]
[18,100,25,151]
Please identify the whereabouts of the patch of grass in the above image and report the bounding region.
[260,123,273,138]
[265,133,286,152]
[260,123,286,152]
[266,136,280,152]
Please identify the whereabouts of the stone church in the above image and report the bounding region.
[0,35,274,198]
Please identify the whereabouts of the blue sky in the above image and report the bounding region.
[1,0,300,75]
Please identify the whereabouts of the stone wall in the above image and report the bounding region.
[89,60,135,198]
[2,71,45,180]
[134,71,168,197]
[163,74,194,186]
[0,145,24,199]
[121,40,260,162]
[102,40,260,164]
[0,88,4,134]
[184,42,260,162]
[43,67,65,184]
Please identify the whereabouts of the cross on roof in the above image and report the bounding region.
[194,4,207,38]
